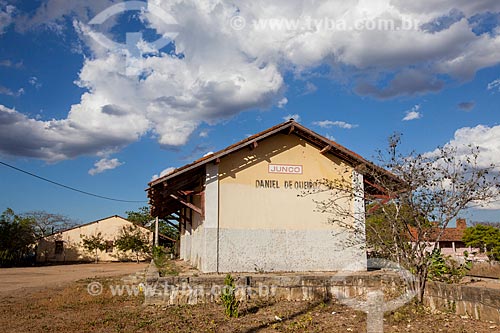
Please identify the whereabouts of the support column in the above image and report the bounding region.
[180,207,192,261]
[352,169,367,271]
[154,216,159,247]
[203,163,219,272]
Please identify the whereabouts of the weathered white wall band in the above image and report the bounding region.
[217,229,366,272]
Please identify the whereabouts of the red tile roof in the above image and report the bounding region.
[409,221,467,243]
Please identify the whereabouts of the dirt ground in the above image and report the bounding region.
[0,266,498,333]
[0,262,147,296]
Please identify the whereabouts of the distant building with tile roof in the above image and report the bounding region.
[410,218,485,262]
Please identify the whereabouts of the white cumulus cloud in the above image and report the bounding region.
[313,120,358,129]
[2,0,500,162]
[151,166,176,181]
[402,105,422,121]
[88,158,123,175]
[277,97,288,108]
[427,124,500,209]
[441,125,500,170]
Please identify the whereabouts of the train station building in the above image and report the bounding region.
[147,120,393,273]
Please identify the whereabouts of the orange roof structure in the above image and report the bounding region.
[409,218,468,243]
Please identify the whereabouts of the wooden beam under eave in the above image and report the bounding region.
[320,145,331,154]
[250,141,258,150]
[364,179,389,196]
[214,157,221,165]
[288,125,295,135]
[178,190,196,196]
[367,197,391,214]
[369,194,392,200]
[169,194,203,216]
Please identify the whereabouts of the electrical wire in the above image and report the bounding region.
[0,160,147,203]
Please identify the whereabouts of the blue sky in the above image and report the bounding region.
[0,0,499,224]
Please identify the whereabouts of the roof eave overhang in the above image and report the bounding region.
[147,120,403,194]
[148,121,297,188]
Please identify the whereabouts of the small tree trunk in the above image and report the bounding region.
[415,266,428,303]
[419,268,428,303]
[94,249,98,263]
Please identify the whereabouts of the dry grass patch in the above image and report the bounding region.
[0,277,498,332]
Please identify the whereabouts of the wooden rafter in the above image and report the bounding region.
[179,190,196,196]
[320,145,331,154]
[367,197,391,214]
[369,194,392,200]
[156,181,202,199]
[169,194,203,216]
[364,178,389,195]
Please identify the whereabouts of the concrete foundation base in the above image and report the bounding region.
[143,268,403,306]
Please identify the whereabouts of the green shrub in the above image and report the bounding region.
[427,248,471,283]
[221,274,239,318]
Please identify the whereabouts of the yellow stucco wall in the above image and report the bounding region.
[218,133,354,230]
[36,216,152,262]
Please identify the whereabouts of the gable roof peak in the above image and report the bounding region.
[148,119,383,187]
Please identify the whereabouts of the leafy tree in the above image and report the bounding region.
[311,134,499,303]
[0,208,36,266]
[81,232,107,263]
[462,224,500,261]
[114,225,151,263]
[125,206,152,226]
[126,206,179,241]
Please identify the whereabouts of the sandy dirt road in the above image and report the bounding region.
[0,262,147,297]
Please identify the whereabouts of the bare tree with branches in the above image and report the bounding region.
[22,210,77,238]
[305,135,499,302]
